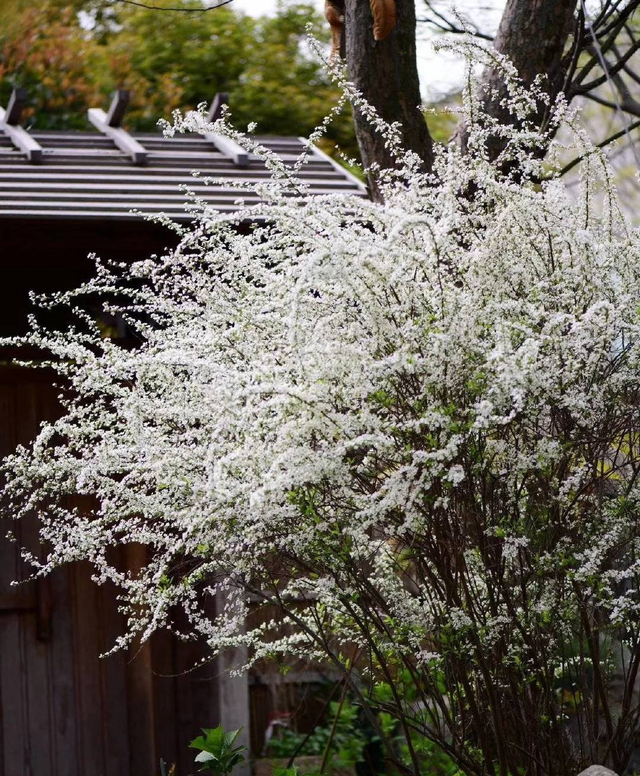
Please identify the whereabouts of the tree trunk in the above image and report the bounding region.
[344,0,433,200]
[456,0,578,160]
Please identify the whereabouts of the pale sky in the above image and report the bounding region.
[232,0,506,100]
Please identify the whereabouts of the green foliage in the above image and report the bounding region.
[371,680,464,776]
[104,0,255,130]
[265,684,464,776]
[0,0,358,157]
[0,2,114,129]
[272,768,313,776]
[398,736,464,776]
[189,726,247,775]
[266,701,366,770]
[423,97,459,145]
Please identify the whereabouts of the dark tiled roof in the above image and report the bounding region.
[0,130,366,220]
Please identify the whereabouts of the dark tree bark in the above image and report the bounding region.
[458,0,578,160]
[343,0,434,200]
[483,0,577,93]
[341,0,579,185]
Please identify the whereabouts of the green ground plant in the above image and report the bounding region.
[189,726,248,775]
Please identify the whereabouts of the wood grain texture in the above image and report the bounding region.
[18,383,55,776]
[0,108,43,164]
[87,108,148,166]
[97,552,130,776]
[0,371,271,775]
[0,374,216,776]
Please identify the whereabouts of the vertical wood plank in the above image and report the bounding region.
[173,597,221,776]
[217,592,250,776]
[17,384,54,776]
[22,610,54,776]
[0,383,28,776]
[218,645,250,776]
[151,629,180,770]
[35,384,80,776]
[97,552,131,776]
[71,562,106,776]
[174,632,197,776]
[49,566,80,776]
[124,543,157,776]
[0,372,231,776]
[0,614,28,776]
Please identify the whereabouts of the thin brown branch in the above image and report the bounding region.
[575,38,640,93]
[583,89,640,117]
[113,0,235,11]
[572,2,640,88]
[594,0,640,40]
[417,2,493,41]
[561,6,587,101]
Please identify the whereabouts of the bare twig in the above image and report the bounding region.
[575,38,640,93]
[113,0,235,11]
[556,116,640,178]
[417,1,493,41]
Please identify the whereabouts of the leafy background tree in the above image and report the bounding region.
[0,0,366,156]
[0,2,112,129]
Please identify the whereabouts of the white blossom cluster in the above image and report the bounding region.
[2,41,640,769]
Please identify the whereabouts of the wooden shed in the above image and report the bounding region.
[0,89,365,776]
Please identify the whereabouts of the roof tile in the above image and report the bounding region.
[0,129,366,220]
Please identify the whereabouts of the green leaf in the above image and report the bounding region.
[195,752,217,763]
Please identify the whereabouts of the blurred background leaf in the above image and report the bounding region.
[0,0,358,157]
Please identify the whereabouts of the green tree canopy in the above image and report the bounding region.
[0,0,358,156]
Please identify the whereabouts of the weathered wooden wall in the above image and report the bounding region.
[0,369,328,775]
[0,369,223,776]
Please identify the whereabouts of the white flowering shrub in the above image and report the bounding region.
[3,44,640,776]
